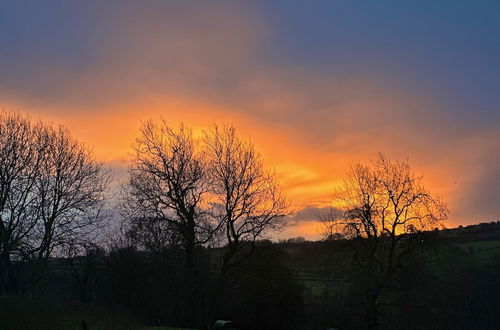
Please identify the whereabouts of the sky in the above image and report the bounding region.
[1,1,499,240]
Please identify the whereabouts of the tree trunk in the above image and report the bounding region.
[0,253,17,294]
[365,283,380,330]
[366,295,379,330]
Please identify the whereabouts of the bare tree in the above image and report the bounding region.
[204,124,288,271]
[328,153,448,329]
[121,120,213,264]
[0,112,110,294]
[0,112,43,293]
[33,125,110,260]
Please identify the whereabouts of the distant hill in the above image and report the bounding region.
[437,221,500,240]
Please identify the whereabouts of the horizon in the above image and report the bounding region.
[1,1,499,240]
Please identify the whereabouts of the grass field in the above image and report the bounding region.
[0,295,202,330]
[459,240,500,263]
[2,238,500,330]
[424,239,500,274]
[140,327,199,330]
[0,296,139,330]
[460,239,500,251]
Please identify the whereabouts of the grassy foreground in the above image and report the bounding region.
[139,327,197,330]
[0,296,201,330]
[0,296,139,330]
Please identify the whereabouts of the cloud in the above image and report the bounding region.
[288,205,333,223]
[0,1,264,110]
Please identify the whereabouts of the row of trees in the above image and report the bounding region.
[0,111,449,329]
[0,113,288,295]
[121,120,288,272]
[118,120,290,327]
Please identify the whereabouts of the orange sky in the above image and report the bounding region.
[9,92,495,241]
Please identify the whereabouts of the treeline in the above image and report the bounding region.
[2,111,498,330]
[4,230,500,330]
[0,112,293,329]
[120,120,288,272]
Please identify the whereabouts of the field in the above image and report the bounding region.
[141,328,199,330]
[0,295,204,330]
[439,239,500,264]
[2,233,500,330]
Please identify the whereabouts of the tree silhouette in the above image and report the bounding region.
[34,125,110,260]
[327,153,448,329]
[0,112,43,293]
[204,124,288,272]
[122,120,214,264]
[0,112,110,294]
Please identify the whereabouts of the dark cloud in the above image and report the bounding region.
[287,205,339,223]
